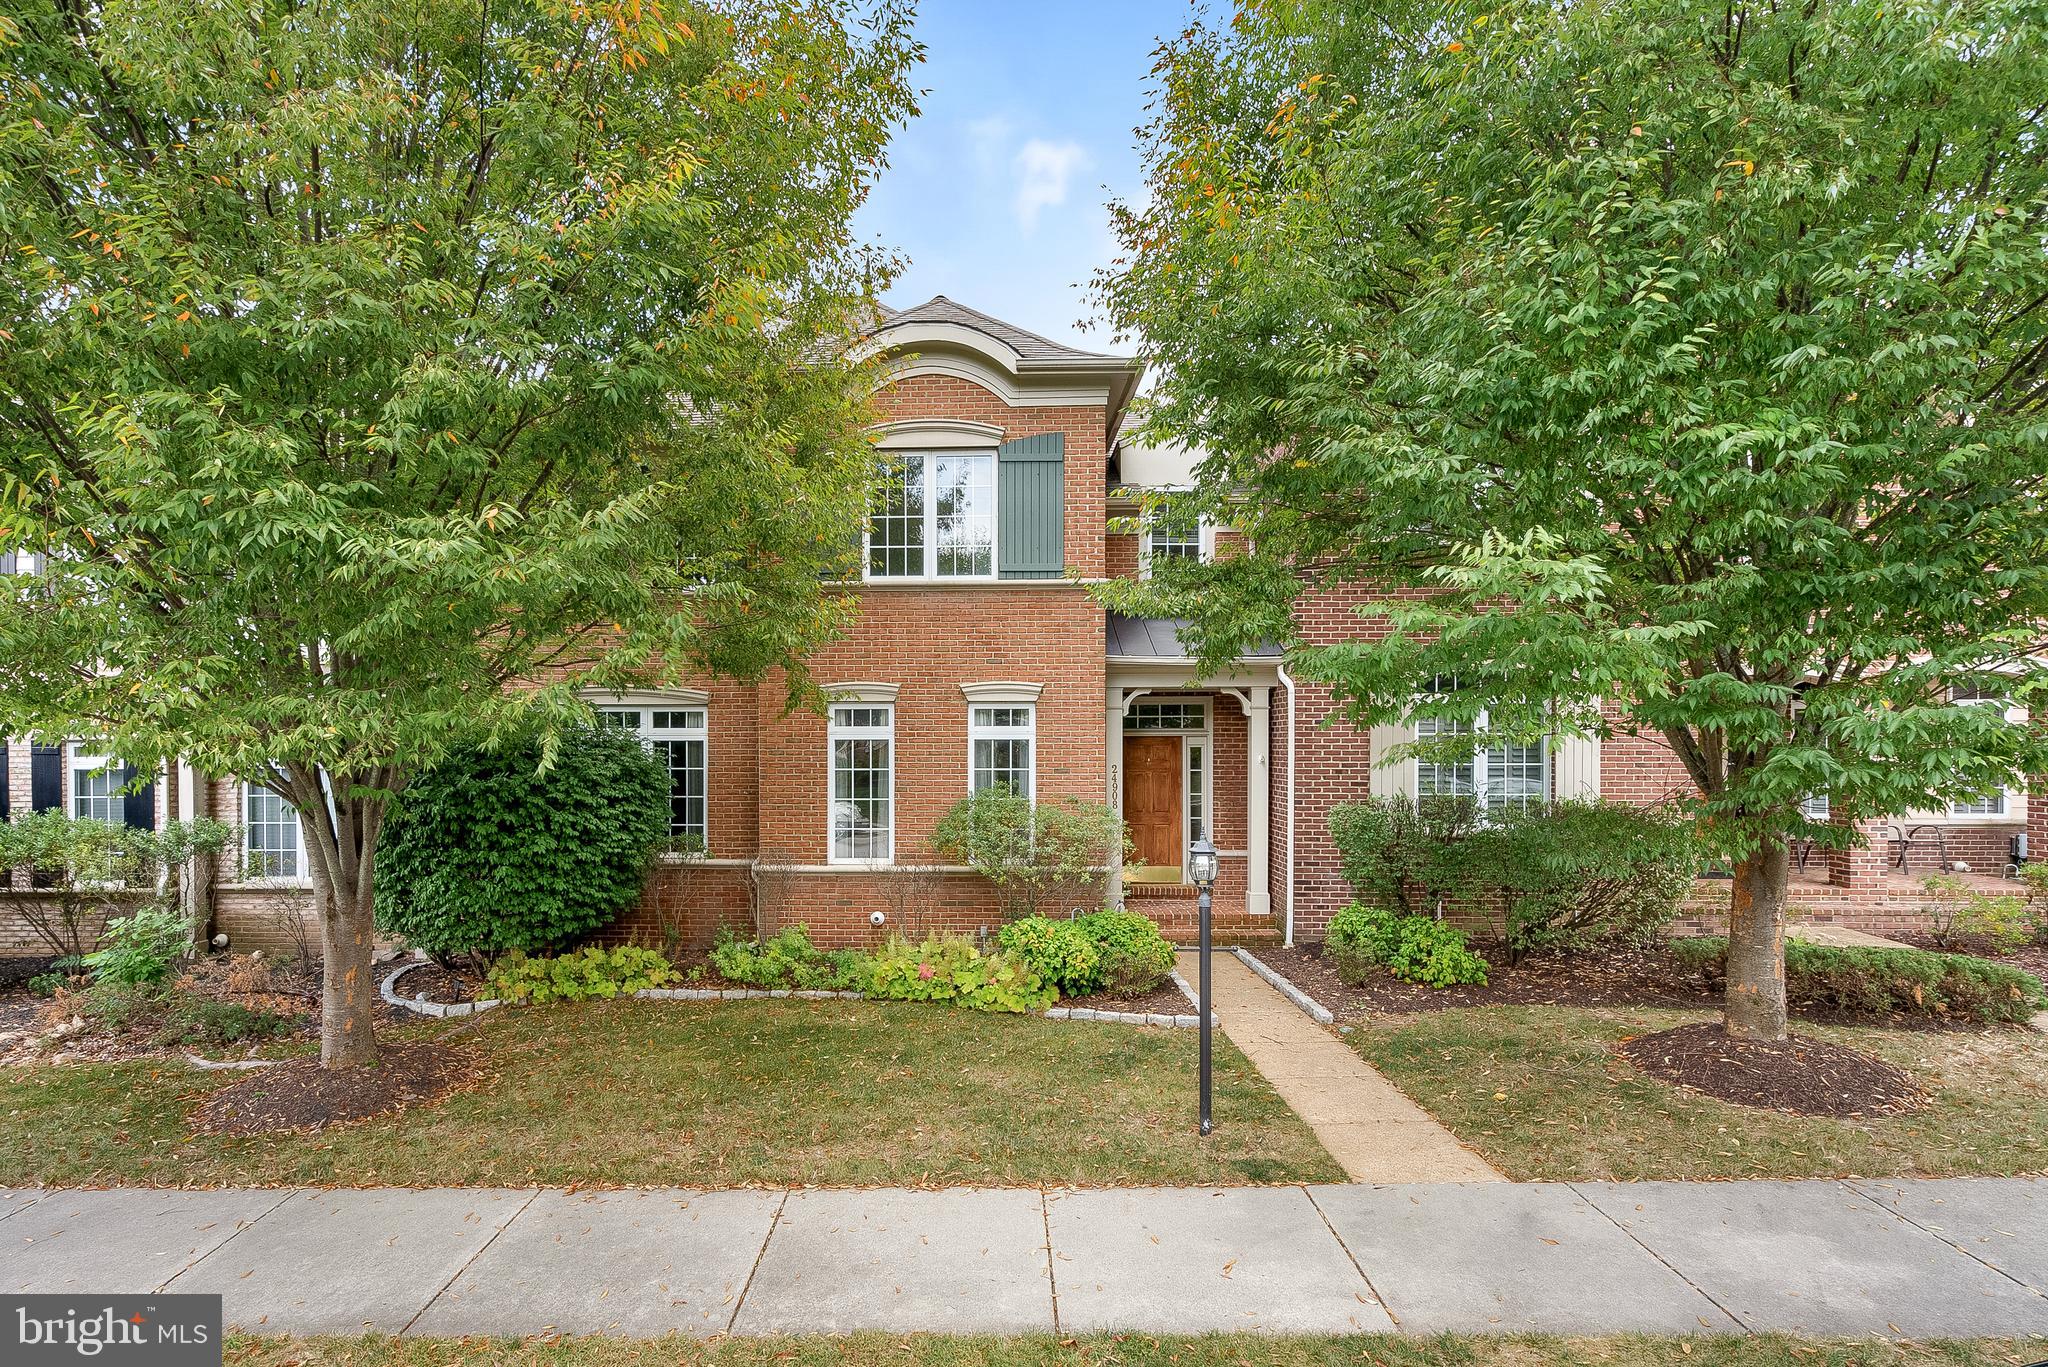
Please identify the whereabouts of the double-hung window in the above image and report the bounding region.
[867,451,995,580]
[831,705,894,862]
[1947,684,2010,817]
[1413,686,1548,814]
[68,744,125,825]
[969,705,1034,798]
[599,706,710,847]
[245,783,304,880]
[1141,512,1202,576]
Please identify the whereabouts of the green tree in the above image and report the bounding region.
[0,0,919,1065]
[1098,0,2048,1040]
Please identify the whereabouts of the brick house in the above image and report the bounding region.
[3,297,2039,955]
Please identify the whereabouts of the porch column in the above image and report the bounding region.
[1106,684,1125,909]
[1246,686,1272,916]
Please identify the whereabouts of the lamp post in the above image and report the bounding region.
[1188,830,1218,1136]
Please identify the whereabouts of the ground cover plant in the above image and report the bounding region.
[0,998,1339,1187]
[1325,904,1490,989]
[1354,1005,2048,1180]
[706,925,865,992]
[485,946,678,1005]
[217,1333,2041,1367]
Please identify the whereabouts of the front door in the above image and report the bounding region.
[1123,735,1183,882]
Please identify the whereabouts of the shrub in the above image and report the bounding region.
[486,945,677,1004]
[861,935,1055,1013]
[1922,875,2035,953]
[376,726,670,960]
[934,788,1132,920]
[1328,797,1481,919]
[1072,909,1177,995]
[996,917,1102,996]
[1465,802,1699,961]
[76,979,172,1033]
[1325,902,1490,988]
[709,924,865,992]
[0,811,232,958]
[1671,936,2048,1024]
[158,999,294,1048]
[83,906,191,986]
[26,970,70,997]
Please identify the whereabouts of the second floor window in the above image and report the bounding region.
[1142,513,1202,575]
[869,451,995,580]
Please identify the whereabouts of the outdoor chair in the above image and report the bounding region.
[1883,822,1952,874]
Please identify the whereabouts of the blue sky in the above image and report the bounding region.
[852,1,1193,351]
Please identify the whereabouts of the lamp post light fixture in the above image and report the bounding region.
[1188,830,1218,1136]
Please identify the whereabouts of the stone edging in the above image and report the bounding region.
[1233,947,1335,1026]
[381,961,502,1018]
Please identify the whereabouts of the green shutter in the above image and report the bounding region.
[996,432,1065,580]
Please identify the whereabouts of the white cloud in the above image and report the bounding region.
[1011,139,1090,234]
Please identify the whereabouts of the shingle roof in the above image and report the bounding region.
[876,295,1127,365]
[1106,612,1282,661]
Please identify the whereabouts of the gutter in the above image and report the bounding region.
[1278,663,1298,947]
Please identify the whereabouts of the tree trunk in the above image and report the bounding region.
[1724,843,1790,1042]
[286,764,394,1069]
[312,845,380,1068]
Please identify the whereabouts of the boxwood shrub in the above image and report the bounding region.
[376,725,670,959]
[1671,936,2048,1024]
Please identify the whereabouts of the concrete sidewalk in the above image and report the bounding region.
[5,1180,2046,1339]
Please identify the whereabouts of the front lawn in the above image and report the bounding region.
[0,998,1340,1187]
[1354,1006,2048,1181]
[221,1333,2035,1367]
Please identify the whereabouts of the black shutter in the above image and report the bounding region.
[123,766,155,832]
[30,744,62,812]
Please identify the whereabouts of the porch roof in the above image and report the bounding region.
[1105,612,1283,664]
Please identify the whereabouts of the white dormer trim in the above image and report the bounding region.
[826,681,900,704]
[876,353,1114,408]
[960,681,1044,705]
[868,418,1006,450]
[854,320,1027,371]
[581,686,711,708]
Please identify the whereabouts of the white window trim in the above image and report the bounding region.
[242,780,312,887]
[1137,510,1209,580]
[67,742,126,827]
[1413,708,1551,814]
[1946,686,2025,822]
[863,448,1000,584]
[960,680,1043,705]
[968,702,1036,800]
[828,702,896,866]
[1183,731,1212,861]
[594,698,712,850]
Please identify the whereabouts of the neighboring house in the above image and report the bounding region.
[2,297,2040,953]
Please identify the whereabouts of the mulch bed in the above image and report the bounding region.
[1619,1021,1926,1117]
[1254,942,1717,1021]
[1065,982,1194,1015]
[0,956,64,991]
[392,964,486,1005]
[189,1042,481,1135]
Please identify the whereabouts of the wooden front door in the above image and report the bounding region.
[1123,736,1184,881]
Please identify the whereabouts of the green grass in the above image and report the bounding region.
[1353,1005,2048,1181]
[220,1333,2042,1367]
[0,998,1341,1187]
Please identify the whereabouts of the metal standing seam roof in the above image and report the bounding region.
[1106,612,1283,661]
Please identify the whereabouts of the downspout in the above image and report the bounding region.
[1278,663,1298,947]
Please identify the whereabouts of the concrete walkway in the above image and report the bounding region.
[5,1181,2047,1338]
[1185,951,1503,1183]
